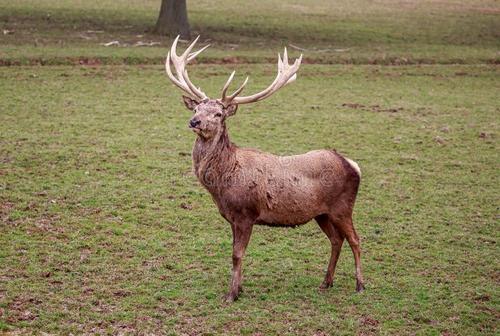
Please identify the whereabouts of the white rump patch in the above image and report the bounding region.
[345,158,361,177]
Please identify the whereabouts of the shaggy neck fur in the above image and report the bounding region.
[192,123,237,192]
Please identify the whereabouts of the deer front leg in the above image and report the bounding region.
[225,221,253,303]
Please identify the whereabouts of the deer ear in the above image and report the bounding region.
[224,104,238,117]
[182,96,198,111]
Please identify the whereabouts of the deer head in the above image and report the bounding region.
[165,36,302,139]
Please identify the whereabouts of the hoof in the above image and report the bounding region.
[319,281,333,290]
[356,282,365,292]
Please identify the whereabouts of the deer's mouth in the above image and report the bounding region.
[189,125,202,134]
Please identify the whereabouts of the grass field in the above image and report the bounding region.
[1,1,499,335]
[0,0,499,65]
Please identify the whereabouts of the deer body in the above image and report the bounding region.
[165,36,365,302]
[193,128,358,227]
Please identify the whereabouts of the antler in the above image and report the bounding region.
[165,35,209,101]
[219,48,302,106]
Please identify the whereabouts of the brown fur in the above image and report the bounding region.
[183,97,364,302]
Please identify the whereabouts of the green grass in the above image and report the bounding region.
[0,64,498,334]
[1,0,499,334]
[1,0,499,64]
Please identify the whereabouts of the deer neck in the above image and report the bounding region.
[192,124,236,189]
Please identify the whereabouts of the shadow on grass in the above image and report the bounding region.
[1,4,499,65]
[2,4,499,46]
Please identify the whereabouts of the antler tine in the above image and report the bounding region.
[227,76,249,100]
[259,51,302,100]
[283,47,288,66]
[219,71,249,107]
[165,51,191,94]
[227,49,302,105]
[221,71,236,100]
[165,39,302,106]
[183,70,207,101]
[277,52,283,71]
[181,35,200,60]
[296,53,303,64]
[284,54,303,86]
[188,44,210,62]
[165,35,208,100]
[169,35,181,65]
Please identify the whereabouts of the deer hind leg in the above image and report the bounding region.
[315,214,344,289]
[334,215,365,292]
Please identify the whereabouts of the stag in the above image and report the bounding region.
[165,36,365,302]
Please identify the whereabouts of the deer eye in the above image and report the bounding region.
[215,112,222,117]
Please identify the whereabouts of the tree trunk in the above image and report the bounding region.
[153,0,191,39]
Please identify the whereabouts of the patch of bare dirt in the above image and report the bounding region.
[360,315,380,327]
[342,103,404,113]
[180,202,193,210]
[357,315,380,336]
[0,201,15,223]
[313,331,329,336]
[441,331,456,336]
[6,296,41,323]
[479,132,495,139]
[28,213,64,234]
[142,256,166,271]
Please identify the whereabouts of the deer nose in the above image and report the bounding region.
[189,119,201,128]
